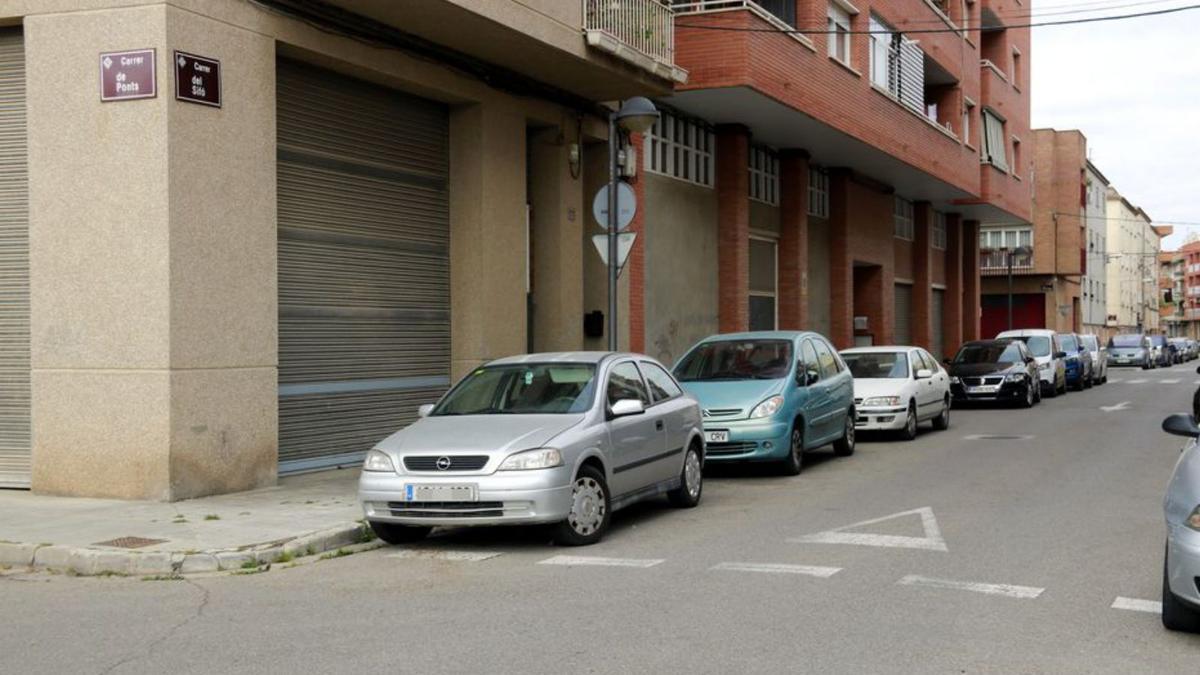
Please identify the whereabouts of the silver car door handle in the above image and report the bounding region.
[655,420,664,431]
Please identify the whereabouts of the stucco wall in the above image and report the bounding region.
[644,173,718,367]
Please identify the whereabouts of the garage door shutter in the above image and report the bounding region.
[894,283,912,345]
[0,31,27,488]
[277,61,450,474]
[931,289,945,360]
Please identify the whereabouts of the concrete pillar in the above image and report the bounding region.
[778,150,810,330]
[962,219,982,341]
[28,6,277,500]
[943,214,964,357]
[912,202,934,348]
[528,127,584,353]
[829,169,854,348]
[450,103,528,379]
[716,125,750,333]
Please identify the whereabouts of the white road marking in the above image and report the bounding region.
[789,507,948,552]
[1107,378,1122,383]
[1162,379,1181,384]
[1100,401,1131,412]
[386,549,503,562]
[963,434,1034,441]
[1194,379,1200,385]
[1126,379,1148,384]
[711,562,842,577]
[1112,597,1162,614]
[897,575,1044,599]
[538,555,664,568]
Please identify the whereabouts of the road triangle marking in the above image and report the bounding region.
[788,507,948,552]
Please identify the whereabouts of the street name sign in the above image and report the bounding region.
[100,49,156,102]
[174,51,221,107]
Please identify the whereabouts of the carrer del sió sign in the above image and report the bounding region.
[99,49,157,102]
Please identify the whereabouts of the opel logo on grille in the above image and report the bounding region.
[435,456,452,471]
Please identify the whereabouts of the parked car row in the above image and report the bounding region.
[1109,333,1196,369]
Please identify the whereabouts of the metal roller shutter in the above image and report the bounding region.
[894,283,912,346]
[0,31,27,489]
[277,60,450,474]
[932,289,945,360]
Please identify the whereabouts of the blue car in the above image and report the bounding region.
[673,331,856,476]
[1057,333,1090,391]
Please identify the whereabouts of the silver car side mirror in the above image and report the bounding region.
[1162,413,1200,439]
[610,399,645,418]
[417,404,434,418]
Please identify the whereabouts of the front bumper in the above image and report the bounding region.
[359,467,574,527]
[950,381,1026,403]
[854,406,908,431]
[1168,524,1200,607]
[702,419,790,462]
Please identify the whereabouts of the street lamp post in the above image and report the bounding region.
[983,245,1033,332]
[606,97,659,352]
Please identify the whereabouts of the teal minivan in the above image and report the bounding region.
[673,331,856,475]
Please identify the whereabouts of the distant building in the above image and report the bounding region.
[1082,161,1111,335]
[1105,189,1164,334]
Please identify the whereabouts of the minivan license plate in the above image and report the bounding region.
[706,430,729,443]
[405,484,477,502]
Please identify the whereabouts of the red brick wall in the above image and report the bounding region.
[963,220,982,340]
[912,202,933,348]
[943,214,964,355]
[716,126,750,333]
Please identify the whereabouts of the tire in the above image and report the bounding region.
[833,410,855,457]
[1033,382,1042,404]
[553,465,611,546]
[1084,372,1093,389]
[932,398,950,430]
[778,423,805,476]
[899,404,918,441]
[369,521,432,545]
[1163,547,1200,632]
[668,444,704,507]
[1044,379,1058,398]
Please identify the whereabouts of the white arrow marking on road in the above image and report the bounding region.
[386,550,502,562]
[788,507,947,552]
[898,575,1044,599]
[1100,401,1131,412]
[711,562,842,577]
[1112,597,1161,613]
[538,555,664,568]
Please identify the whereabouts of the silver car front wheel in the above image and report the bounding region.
[553,466,610,546]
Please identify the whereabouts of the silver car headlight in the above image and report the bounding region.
[363,449,396,473]
[498,448,563,471]
[861,396,901,407]
[749,395,785,419]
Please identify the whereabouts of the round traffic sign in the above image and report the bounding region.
[592,181,637,231]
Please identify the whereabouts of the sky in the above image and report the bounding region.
[1031,1,1200,250]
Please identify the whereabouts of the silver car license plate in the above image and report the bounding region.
[706,430,729,443]
[404,484,477,502]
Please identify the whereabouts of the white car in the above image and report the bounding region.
[995,329,1067,397]
[840,346,952,440]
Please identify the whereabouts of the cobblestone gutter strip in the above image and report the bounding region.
[0,522,376,576]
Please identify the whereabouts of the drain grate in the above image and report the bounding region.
[963,434,1034,441]
[93,536,169,549]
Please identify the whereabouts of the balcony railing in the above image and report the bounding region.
[584,0,685,80]
[672,0,813,47]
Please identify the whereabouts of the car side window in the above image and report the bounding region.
[912,351,929,375]
[606,362,650,406]
[920,350,939,372]
[640,362,682,403]
[800,340,821,383]
[813,340,838,380]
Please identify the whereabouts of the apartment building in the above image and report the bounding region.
[1082,161,1111,335]
[1105,188,1164,334]
[1160,250,1190,338]
[979,128,1083,337]
[1173,240,1200,338]
[0,0,684,499]
[634,0,1032,366]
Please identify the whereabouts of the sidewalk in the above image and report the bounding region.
[0,469,375,576]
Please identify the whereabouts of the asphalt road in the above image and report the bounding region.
[5,363,1200,674]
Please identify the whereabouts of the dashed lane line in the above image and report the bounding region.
[1112,597,1162,614]
[1162,379,1181,384]
[1126,379,1148,384]
[538,555,664,568]
[386,550,503,562]
[711,562,842,577]
[897,575,1044,599]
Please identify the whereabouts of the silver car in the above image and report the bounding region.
[358,352,705,546]
[1160,380,1200,631]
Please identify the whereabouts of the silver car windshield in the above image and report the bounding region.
[674,339,793,381]
[1009,335,1051,357]
[432,364,596,415]
[843,352,909,379]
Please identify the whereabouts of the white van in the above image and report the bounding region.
[995,329,1067,397]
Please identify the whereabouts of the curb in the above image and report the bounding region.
[0,521,372,577]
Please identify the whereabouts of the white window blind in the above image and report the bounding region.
[982,110,1008,171]
[894,197,914,240]
[644,110,715,188]
[808,166,829,218]
[869,14,924,115]
[827,4,851,63]
[748,145,779,206]
[932,211,947,250]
